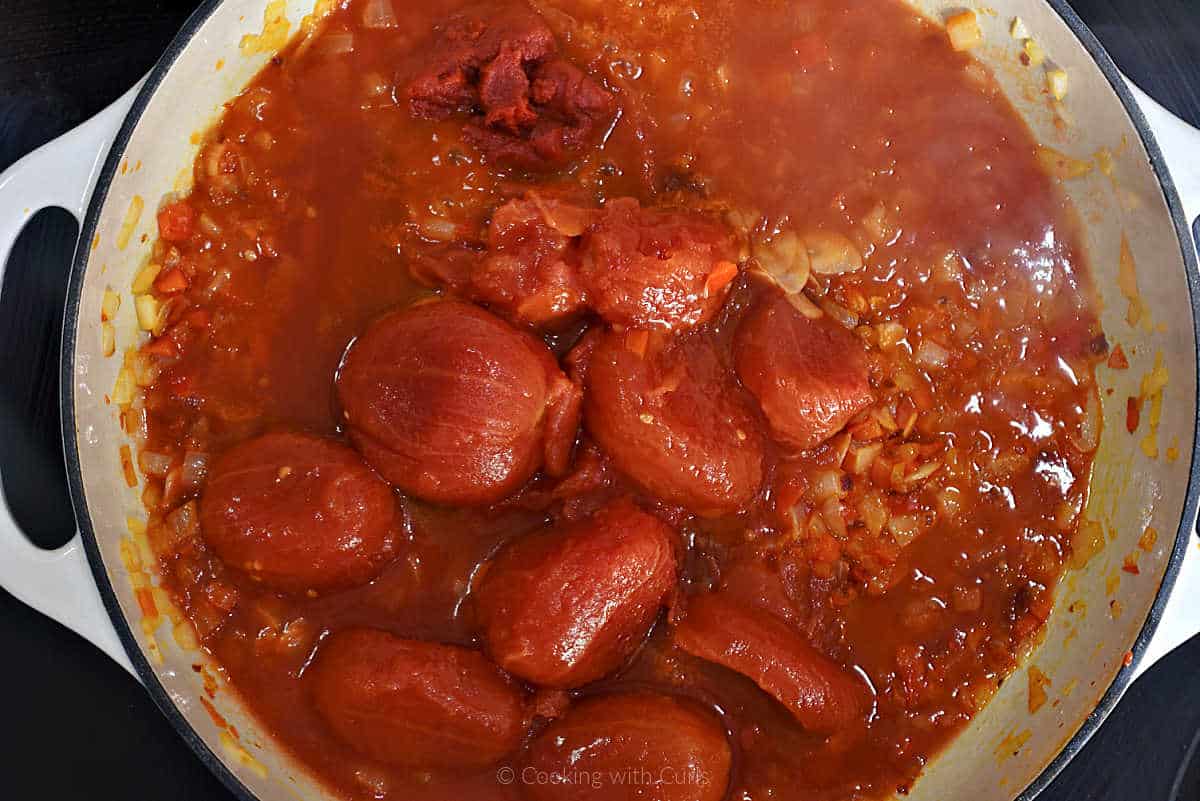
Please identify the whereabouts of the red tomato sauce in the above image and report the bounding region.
[128,1,1106,799]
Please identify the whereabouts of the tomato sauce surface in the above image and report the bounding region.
[130,1,1106,799]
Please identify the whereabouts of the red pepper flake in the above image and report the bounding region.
[1126,396,1141,433]
[1122,552,1141,574]
[1108,344,1129,369]
[1123,651,1134,667]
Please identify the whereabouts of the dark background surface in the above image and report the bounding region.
[0,1,1198,799]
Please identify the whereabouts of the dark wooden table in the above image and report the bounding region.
[0,1,1197,799]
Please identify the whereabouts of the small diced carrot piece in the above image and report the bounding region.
[157,201,196,242]
[704,260,740,297]
[154,268,190,294]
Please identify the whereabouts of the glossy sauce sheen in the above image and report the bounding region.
[133,0,1105,798]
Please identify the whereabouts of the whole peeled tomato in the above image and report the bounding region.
[673,592,868,733]
[198,431,399,594]
[474,499,677,688]
[580,330,765,516]
[336,299,582,505]
[523,692,731,801]
[308,628,527,770]
[580,198,740,332]
[735,293,873,451]
[471,195,593,330]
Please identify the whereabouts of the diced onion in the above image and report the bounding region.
[817,297,857,329]
[811,469,845,501]
[1047,67,1069,101]
[205,267,234,299]
[101,287,121,322]
[317,30,356,56]
[889,514,921,547]
[362,0,397,28]
[139,451,173,478]
[905,460,943,484]
[1073,389,1100,452]
[845,442,882,475]
[915,339,951,369]
[820,497,847,540]
[203,144,225,179]
[933,250,964,284]
[170,619,199,651]
[1068,519,1105,569]
[182,451,210,489]
[101,322,116,358]
[946,10,983,52]
[132,263,162,294]
[112,367,136,406]
[163,500,201,551]
[804,230,864,275]
[786,291,824,320]
[198,212,223,237]
[135,294,162,332]
[861,202,898,244]
[1024,38,1046,66]
[937,487,963,518]
[131,352,160,387]
[858,493,888,537]
[418,218,458,243]
[755,231,811,294]
[954,316,977,342]
[876,321,907,350]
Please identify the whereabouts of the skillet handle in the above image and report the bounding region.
[0,85,141,678]
[1124,80,1200,681]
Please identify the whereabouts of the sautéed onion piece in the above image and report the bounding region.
[361,0,397,29]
